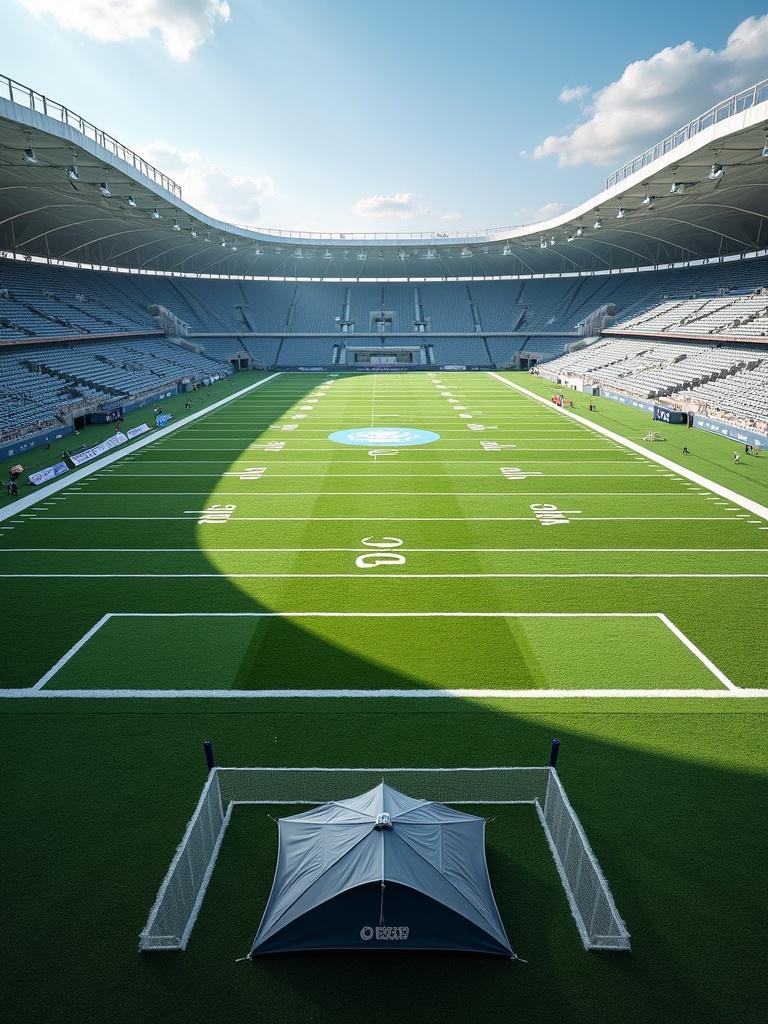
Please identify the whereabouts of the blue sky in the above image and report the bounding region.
[3,1,767,232]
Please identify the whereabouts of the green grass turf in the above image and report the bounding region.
[1,369,766,1023]
[45,613,722,690]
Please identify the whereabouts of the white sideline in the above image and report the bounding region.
[488,372,768,523]
[0,372,281,525]
[5,609,744,697]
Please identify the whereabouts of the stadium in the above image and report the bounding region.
[1,9,767,1023]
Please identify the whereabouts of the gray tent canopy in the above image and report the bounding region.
[250,782,514,957]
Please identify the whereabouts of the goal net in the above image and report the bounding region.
[138,766,630,953]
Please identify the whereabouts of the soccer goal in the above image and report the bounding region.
[138,765,631,954]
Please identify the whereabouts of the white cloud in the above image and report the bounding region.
[558,85,589,104]
[534,14,768,167]
[17,0,230,61]
[353,193,422,219]
[440,212,462,222]
[140,141,277,223]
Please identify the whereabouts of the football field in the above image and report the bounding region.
[3,370,767,1023]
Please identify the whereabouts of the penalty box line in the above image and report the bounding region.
[8,610,742,697]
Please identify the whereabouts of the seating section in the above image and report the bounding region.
[0,338,230,442]
[534,338,768,432]
[427,338,491,365]
[2,255,765,342]
[276,338,337,366]
[614,294,768,339]
[682,365,768,428]
[1,256,766,444]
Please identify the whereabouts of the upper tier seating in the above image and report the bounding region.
[2,255,765,342]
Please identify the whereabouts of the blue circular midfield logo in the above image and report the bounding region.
[328,427,441,447]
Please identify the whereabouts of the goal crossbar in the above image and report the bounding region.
[138,765,630,953]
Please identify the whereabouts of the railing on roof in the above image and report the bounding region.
[605,79,768,191]
[0,73,183,199]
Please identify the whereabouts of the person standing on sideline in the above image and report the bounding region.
[733,452,741,464]
[682,446,690,455]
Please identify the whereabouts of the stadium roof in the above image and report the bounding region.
[0,74,766,281]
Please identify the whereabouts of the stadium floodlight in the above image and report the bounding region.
[189,229,197,238]
[502,244,512,256]
[540,236,547,249]
[567,232,575,242]
[97,181,112,198]
[220,238,227,246]
[593,216,602,229]
[641,193,653,207]
[293,247,303,259]
[575,225,584,237]
[150,207,162,220]
[397,249,407,261]
[253,245,263,255]
[127,194,137,208]
[67,164,80,183]
[549,236,556,246]
[356,250,367,261]
[709,162,724,180]
[762,135,768,158]
[22,147,39,165]
[616,206,626,219]
[460,246,472,257]
[669,179,684,195]
[323,249,333,259]
[172,219,181,231]
[230,245,237,252]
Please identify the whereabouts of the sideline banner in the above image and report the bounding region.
[155,413,173,427]
[68,431,128,467]
[693,415,768,448]
[28,461,69,486]
[127,423,151,439]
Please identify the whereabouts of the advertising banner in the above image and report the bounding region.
[68,431,128,467]
[600,388,655,413]
[693,415,768,448]
[653,405,686,424]
[28,461,69,486]
[127,423,151,439]
[155,413,173,427]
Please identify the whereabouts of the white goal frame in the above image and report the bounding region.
[139,765,630,954]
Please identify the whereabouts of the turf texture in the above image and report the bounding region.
[2,369,766,1024]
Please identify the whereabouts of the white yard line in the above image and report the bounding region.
[4,572,764,579]
[53,491,707,497]
[7,688,763,699]
[488,372,768,522]
[0,372,282,525]
[3,547,765,553]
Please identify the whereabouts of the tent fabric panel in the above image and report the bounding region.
[251,881,513,956]
[384,831,511,950]
[256,821,373,939]
[255,830,382,946]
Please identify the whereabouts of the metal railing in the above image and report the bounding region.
[605,79,768,190]
[0,73,182,198]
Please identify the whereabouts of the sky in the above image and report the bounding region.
[2,0,767,233]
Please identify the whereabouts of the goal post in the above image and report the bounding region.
[139,765,630,953]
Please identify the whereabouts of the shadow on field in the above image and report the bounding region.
[2,372,764,1024]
